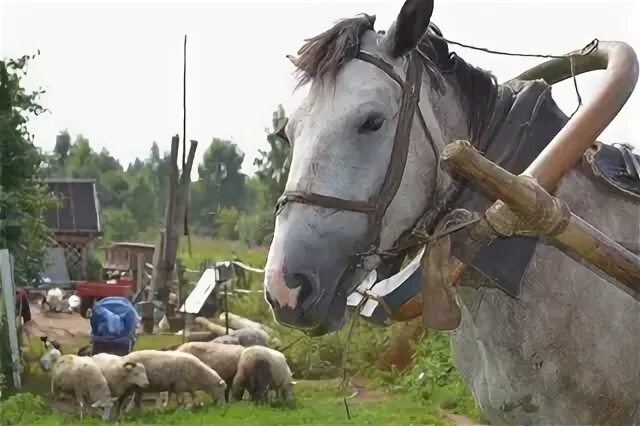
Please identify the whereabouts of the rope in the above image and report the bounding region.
[438,35,598,60]
[436,35,600,118]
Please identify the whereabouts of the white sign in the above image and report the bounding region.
[179,268,219,314]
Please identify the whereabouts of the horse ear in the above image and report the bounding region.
[383,0,434,58]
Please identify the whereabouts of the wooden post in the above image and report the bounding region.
[223,282,229,334]
[175,258,184,309]
[0,250,21,388]
[136,253,145,294]
[149,136,198,305]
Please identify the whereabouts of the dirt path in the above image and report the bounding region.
[446,412,485,426]
[25,303,90,344]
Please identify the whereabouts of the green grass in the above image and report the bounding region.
[176,236,268,270]
[4,381,450,426]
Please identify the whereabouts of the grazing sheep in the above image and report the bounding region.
[40,348,116,421]
[211,334,241,345]
[90,353,150,398]
[212,327,269,347]
[121,350,227,409]
[176,341,244,401]
[231,346,295,403]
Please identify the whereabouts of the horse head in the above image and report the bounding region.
[264,0,497,334]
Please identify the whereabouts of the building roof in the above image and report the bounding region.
[41,178,102,235]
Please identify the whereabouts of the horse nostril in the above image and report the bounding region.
[293,273,312,304]
[265,291,278,307]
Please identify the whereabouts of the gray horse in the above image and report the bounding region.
[262,0,640,424]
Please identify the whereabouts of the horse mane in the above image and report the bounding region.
[292,15,498,141]
[292,14,376,87]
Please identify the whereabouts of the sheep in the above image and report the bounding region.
[212,327,269,347]
[39,347,116,421]
[175,341,244,401]
[231,346,296,404]
[119,350,227,409]
[211,334,241,345]
[90,353,150,398]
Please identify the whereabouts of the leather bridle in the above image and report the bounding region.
[275,48,442,268]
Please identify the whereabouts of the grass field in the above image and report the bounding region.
[5,380,454,426]
[13,335,462,426]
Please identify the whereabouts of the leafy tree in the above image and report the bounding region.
[67,135,100,179]
[214,206,241,240]
[100,170,130,208]
[0,54,56,283]
[125,175,157,231]
[254,104,291,207]
[103,207,137,242]
[199,138,246,208]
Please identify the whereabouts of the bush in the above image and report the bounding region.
[378,331,482,421]
[0,392,47,426]
[214,207,241,240]
[103,207,137,242]
[236,211,274,246]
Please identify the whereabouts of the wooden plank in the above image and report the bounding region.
[0,250,21,388]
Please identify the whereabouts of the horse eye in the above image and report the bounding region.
[359,115,385,134]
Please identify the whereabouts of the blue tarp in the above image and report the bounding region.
[90,297,140,340]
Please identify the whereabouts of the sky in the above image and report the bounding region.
[1,0,639,177]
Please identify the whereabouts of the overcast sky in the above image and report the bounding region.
[2,0,638,176]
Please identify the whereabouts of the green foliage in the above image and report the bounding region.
[254,104,291,207]
[214,206,241,240]
[0,392,47,425]
[190,138,248,232]
[236,211,274,246]
[0,54,56,284]
[378,331,482,421]
[125,174,157,231]
[103,207,137,242]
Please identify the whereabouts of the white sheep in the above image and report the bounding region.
[231,346,296,403]
[175,341,244,401]
[89,353,149,398]
[122,350,227,409]
[39,347,117,421]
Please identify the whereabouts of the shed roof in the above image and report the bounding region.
[41,178,102,235]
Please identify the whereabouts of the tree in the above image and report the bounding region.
[103,207,137,242]
[100,170,130,208]
[125,175,157,231]
[67,135,100,179]
[0,54,56,283]
[193,138,247,232]
[254,104,291,206]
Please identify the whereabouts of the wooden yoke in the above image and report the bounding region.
[442,140,640,301]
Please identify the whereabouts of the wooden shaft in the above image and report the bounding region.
[442,140,640,300]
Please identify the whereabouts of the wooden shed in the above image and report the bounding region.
[102,242,155,274]
[41,178,102,280]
